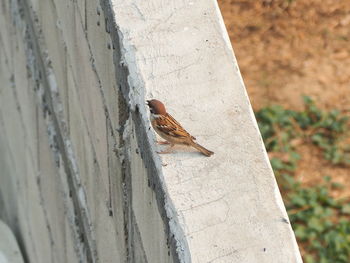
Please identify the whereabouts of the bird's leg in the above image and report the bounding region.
[157,144,175,154]
[156,140,170,145]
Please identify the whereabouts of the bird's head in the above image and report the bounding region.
[146,99,167,115]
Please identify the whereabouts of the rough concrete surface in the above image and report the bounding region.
[0,0,189,261]
[113,0,303,262]
[0,0,302,262]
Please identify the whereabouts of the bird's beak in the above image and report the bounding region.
[146,100,150,106]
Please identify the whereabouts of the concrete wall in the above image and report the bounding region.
[0,0,302,262]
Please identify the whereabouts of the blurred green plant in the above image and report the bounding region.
[255,96,350,263]
[256,96,350,166]
[287,178,350,263]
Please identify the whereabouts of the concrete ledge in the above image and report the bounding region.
[112,0,303,262]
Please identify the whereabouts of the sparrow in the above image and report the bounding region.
[146,99,214,157]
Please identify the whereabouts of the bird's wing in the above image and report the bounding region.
[156,114,195,139]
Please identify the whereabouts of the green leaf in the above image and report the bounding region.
[270,158,285,171]
[291,195,307,207]
[341,204,350,215]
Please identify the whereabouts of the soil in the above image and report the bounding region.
[218,0,350,197]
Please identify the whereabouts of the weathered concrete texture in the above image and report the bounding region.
[0,0,302,262]
[0,220,24,263]
[0,0,124,261]
[112,0,303,262]
[0,0,185,262]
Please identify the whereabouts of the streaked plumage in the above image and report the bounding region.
[147,99,214,157]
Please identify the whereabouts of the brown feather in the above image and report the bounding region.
[148,99,213,157]
[155,114,189,138]
[155,114,196,140]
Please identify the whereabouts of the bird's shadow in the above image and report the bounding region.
[157,145,205,159]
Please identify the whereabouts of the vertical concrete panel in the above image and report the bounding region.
[1,0,126,261]
[130,135,174,263]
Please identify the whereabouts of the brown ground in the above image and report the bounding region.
[218,0,350,196]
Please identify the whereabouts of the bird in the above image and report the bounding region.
[146,99,214,157]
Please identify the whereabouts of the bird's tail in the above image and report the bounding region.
[190,141,214,157]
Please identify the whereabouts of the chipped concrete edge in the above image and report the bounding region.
[103,1,192,261]
[12,0,190,261]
